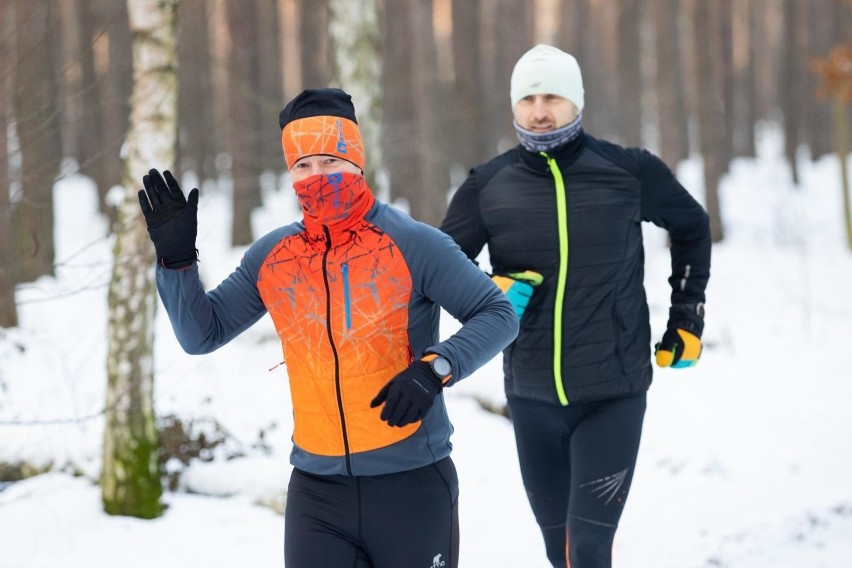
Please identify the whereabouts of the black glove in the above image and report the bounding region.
[370,361,443,427]
[137,168,199,269]
[655,303,705,368]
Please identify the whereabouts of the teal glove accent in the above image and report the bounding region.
[491,270,543,319]
[655,328,703,368]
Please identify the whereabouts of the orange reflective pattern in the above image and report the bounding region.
[257,220,415,456]
[281,115,365,170]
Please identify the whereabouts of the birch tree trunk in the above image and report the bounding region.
[102,0,179,518]
[327,0,383,193]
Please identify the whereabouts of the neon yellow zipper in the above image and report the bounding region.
[541,152,570,406]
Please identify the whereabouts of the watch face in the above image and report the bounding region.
[431,356,452,377]
[696,302,706,318]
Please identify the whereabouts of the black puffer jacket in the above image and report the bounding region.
[440,132,711,405]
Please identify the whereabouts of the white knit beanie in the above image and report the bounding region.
[510,44,585,112]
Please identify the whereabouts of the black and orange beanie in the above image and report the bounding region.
[279,88,365,171]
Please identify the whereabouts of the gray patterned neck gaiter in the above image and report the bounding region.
[514,114,583,153]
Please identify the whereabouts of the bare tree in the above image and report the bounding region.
[102,0,180,519]
[12,0,62,283]
[178,0,218,187]
[751,0,782,125]
[100,0,133,226]
[327,0,383,192]
[573,2,620,139]
[72,0,110,213]
[781,0,805,184]
[380,0,450,224]
[57,0,128,225]
[718,0,735,169]
[226,2,263,246]
[0,1,17,328]
[450,0,486,168]
[492,0,535,147]
[652,0,690,169]
[406,0,450,226]
[803,0,839,160]
[256,0,285,176]
[616,0,643,147]
[691,0,725,242]
[558,0,589,88]
[298,0,331,90]
[381,0,416,203]
[731,0,758,158]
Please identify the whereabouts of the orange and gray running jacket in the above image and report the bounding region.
[156,172,518,477]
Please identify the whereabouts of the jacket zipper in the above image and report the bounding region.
[341,262,352,329]
[541,152,570,406]
[322,225,353,474]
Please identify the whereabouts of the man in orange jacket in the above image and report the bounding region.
[138,88,519,567]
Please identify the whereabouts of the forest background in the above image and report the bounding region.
[1,0,851,532]
[2,0,852,320]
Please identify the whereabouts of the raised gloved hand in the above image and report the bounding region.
[137,168,199,269]
[491,270,543,319]
[370,361,443,427]
[655,303,705,368]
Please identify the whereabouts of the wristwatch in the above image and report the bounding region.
[423,353,453,381]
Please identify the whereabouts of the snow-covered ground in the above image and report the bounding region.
[2,127,851,567]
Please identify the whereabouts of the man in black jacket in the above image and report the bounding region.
[440,44,711,568]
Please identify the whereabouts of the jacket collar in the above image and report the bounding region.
[517,130,586,171]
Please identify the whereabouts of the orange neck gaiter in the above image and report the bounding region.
[293,172,375,233]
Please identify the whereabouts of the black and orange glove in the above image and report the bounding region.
[370,361,443,427]
[655,303,705,368]
[138,169,199,269]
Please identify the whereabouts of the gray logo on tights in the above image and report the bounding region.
[580,468,629,506]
